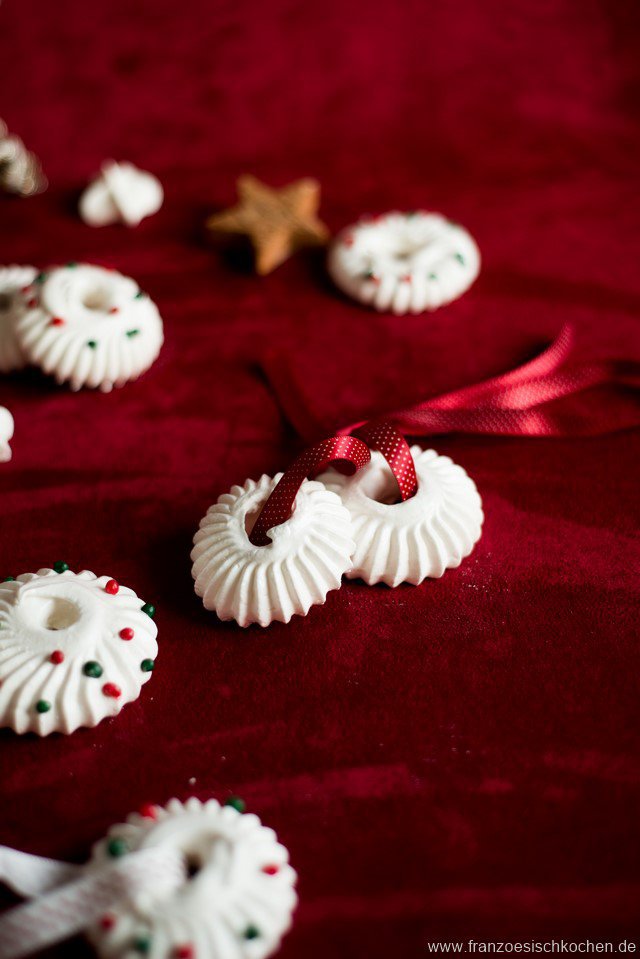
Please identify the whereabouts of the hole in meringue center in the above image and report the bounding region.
[184,853,202,879]
[22,594,82,631]
[244,508,261,535]
[178,835,231,882]
[0,293,11,311]
[390,238,426,263]
[359,466,403,506]
[82,286,114,313]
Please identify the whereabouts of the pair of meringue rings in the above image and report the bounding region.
[191,444,483,628]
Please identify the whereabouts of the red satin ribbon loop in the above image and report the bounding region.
[249,425,418,546]
[353,421,418,500]
[248,435,371,547]
[253,325,640,545]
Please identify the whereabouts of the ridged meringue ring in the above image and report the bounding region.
[191,474,355,627]
[0,264,37,372]
[328,211,480,314]
[88,796,297,959]
[0,567,158,735]
[16,263,164,391]
[318,446,483,586]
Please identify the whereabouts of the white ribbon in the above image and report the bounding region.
[0,843,185,959]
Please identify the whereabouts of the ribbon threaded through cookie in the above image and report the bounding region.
[0,844,185,959]
[248,435,371,546]
[248,424,418,548]
[353,421,418,501]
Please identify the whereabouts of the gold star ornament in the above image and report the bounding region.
[206,175,330,275]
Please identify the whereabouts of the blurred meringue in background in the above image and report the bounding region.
[0,119,47,197]
[0,406,14,462]
[79,160,163,227]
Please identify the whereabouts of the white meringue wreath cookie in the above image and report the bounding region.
[192,474,355,627]
[328,211,480,315]
[0,405,14,461]
[0,566,158,735]
[16,263,164,392]
[88,796,297,959]
[0,264,37,372]
[319,446,483,586]
[80,160,164,227]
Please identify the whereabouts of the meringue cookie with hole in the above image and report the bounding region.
[0,405,14,462]
[328,211,480,314]
[318,446,483,586]
[80,161,163,227]
[16,263,164,392]
[0,264,37,372]
[192,474,355,627]
[88,796,297,959]
[0,568,158,735]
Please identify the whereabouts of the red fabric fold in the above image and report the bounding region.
[3,0,640,950]
[264,326,640,442]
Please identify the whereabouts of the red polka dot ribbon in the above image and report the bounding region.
[353,421,418,501]
[248,424,418,547]
[248,435,371,546]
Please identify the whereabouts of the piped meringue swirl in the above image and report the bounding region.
[0,264,37,372]
[319,446,483,586]
[88,796,297,959]
[0,568,158,735]
[16,263,163,391]
[80,161,163,227]
[328,211,480,314]
[0,405,14,462]
[192,474,355,627]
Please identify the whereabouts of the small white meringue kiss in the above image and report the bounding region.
[0,406,14,462]
[80,161,163,227]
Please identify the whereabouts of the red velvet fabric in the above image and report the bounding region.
[1,0,640,954]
